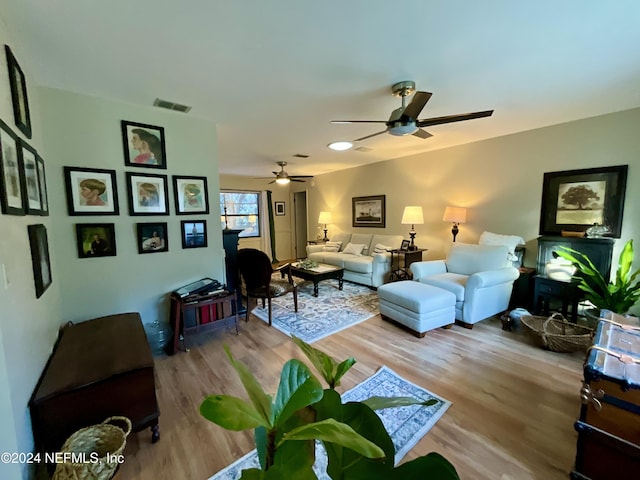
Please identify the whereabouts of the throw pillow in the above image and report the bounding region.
[373,243,391,254]
[343,243,366,256]
[322,241,342,253]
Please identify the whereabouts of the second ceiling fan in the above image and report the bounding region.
[331,81,494,142]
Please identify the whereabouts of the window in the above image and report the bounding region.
[220,191,260,238]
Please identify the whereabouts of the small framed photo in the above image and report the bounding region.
[27,224,52,298]
[0,119,24,216]
[5,45,32,139]
[75,223,116,258]
[122,120,166,169]
[126,172,169,216]
[173,175,209,215]
[400,239,410,251]
[36,155,48,216]
[137,222,168,254]
[275,201,285,216]
[19,140,42,215]
[64,167,119,216]
[181,220,207,249]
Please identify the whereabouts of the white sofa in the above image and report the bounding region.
[410,242,520,327]
[306,232,404,287]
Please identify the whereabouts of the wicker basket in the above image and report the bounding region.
[521,313,594,353]
[52,416,132,480]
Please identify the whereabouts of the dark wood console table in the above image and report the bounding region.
[168,290,239,354]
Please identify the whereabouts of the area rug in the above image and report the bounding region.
[207,365,452,480]
[251,278,378,343]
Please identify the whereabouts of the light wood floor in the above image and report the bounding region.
[116,309,585,480]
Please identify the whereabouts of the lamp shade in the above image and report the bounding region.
[401,206,424,225]
[442,206,467,224]
[318,211,332,224]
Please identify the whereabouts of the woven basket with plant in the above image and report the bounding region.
[521,313,594,353]
[52,416,131,480]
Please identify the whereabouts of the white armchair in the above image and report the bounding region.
[410,243,519,328]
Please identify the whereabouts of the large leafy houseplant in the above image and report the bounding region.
[556,239,640,315]
[200,336,459,480]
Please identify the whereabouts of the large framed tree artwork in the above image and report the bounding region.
[539,165,628,238]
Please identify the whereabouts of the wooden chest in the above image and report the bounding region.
[571,320,640,479]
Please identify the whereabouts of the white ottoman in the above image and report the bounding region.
[378,281,456,337]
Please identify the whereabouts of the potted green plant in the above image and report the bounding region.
[556,239,640,321]
[200,336,459,479]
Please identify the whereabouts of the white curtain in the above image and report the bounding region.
[259,191,273,258]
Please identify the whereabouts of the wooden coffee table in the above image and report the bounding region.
[290,262,344,297]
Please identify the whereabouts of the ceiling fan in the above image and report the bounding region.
[331,81,494,142]
[256,161,314,185]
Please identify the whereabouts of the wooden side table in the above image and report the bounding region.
[389,249,427,281]
[168,290,239,354]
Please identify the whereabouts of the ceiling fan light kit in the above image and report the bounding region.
[331,80,493,142]
[255,161,314,185]
[328,141,353,151]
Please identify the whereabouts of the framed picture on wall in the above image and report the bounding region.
[0,119,25,215]
[181,220,207,249]
[28,224,52,298]
[539,165,628,238]
[75,223,116,258]
[126,172,169,215]
[275,201,285,216]
[36,155,48,216]
[137,222,168,254]
[122,120,166,169]
[64,166,119,216]
[5,45,32,139]
[352,195,386,228]
[18,139,42,215]
[173,175,209,214]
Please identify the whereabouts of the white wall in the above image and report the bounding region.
[39,88,225,325]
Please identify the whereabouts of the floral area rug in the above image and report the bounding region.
[207,365,452,480]
[251,278,379,343]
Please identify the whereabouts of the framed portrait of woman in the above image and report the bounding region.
[172,175,209,215]
[64,166,119,216]
[126,172,169,216]
[122,120,166,169]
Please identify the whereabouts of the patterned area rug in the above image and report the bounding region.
[208,365,451,480]
[251,278,379,343]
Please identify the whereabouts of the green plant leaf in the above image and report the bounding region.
[225,345,273,426]
[238,468,263,480]
[291,335,356,388]
[280,418,385,459]
[392,452,460,479]
[362,396,437,411]
[273,359,324,427]
[200,395,267,430]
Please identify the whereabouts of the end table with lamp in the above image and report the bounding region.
[401,206,424,251]
[318,211,332,242]
[442,206,467,242]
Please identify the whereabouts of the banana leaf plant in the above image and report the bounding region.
[556,239,640,314]
[200,335,459,480]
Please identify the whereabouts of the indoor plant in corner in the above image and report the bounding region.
[200,336,459,480]
[557,239,640,323]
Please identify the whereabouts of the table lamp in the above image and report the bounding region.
[442,206,467,242]
[318,211,332,242]
[401,206,424,250]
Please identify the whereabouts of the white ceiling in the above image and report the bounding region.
[2,1,640,181]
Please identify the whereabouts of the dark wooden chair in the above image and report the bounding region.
[237,248,298,325]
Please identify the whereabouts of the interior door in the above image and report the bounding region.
[293,191,308,259]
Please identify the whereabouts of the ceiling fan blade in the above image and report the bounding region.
[290,179,306,182]
[331,120,388,124]
[290,176,314,179]
[416,110,493,128]
[401,91,432,121]
[353,129,388,142]
[412,128,433,139]
[268,180,276,184]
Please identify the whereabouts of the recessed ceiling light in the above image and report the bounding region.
[328,141,353,151]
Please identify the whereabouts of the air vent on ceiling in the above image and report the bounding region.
[354,146,373,152]
[292,153,309,158]
[153,98,192,113]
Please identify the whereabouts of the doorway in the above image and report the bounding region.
[293,191,308,259]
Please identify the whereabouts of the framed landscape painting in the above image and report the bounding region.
[0,119,24,215]
[352,195,386,228]
[539,165,628,238]
[126,172,169,216]
[64,166,119,216]
[122,120,166,169]
[173,175,209,215]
